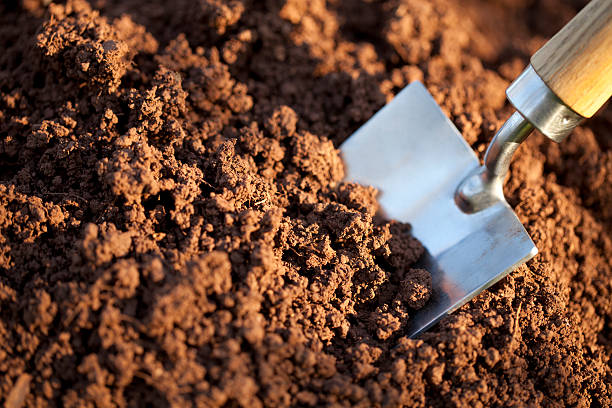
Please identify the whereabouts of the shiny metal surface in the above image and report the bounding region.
[484,112,534,177]
[507,65,584,142]
[340,82,537,338]
[456,112,533,213]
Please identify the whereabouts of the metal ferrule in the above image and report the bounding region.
[506,65,584,142]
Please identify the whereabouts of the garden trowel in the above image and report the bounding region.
[340,0,612,337]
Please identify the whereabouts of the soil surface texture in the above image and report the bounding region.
[0,0,610,407]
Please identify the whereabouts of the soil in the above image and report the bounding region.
[0,0,610,407]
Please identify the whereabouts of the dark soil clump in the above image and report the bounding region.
[1,0,610,407]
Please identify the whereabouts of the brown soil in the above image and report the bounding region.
[0,0,610,407]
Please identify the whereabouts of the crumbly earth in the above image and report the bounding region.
[0,0,610,407]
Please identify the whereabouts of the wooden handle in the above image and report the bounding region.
[531,0,612,118]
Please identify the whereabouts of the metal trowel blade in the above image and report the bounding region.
[340,82,537,338]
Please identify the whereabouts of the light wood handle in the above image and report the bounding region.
[531,0,612,118]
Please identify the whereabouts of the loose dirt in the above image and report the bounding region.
[0,0,610,407]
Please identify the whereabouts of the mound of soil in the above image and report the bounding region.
[0,0,610,407]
